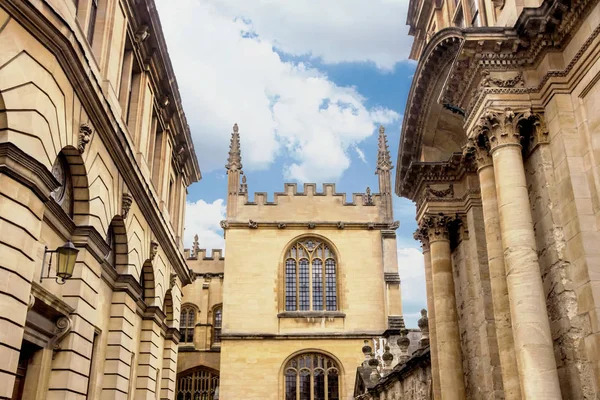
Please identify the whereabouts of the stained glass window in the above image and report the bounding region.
[284,238,337,312]
[180,306,196,343]
[284,353,340,400]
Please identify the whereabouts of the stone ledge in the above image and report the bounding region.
[277,311,346,319]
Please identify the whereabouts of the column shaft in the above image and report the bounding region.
[423,247,442,400]
[430,235,465,400]
[492,142,561,399]
[478,163,521,399]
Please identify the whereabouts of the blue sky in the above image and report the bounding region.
[156,0,425,327]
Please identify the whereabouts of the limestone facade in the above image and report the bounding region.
[179,124,405,400]
[0,1,200,399]
[397,0,600,399]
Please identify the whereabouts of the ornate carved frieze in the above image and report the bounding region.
[426,184,454,198]
[480,70,524,89]
[78,123,93,154]
[150,240,159,261]
[122,193,133,219]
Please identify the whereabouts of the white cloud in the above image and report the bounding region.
[397,247,427,327]
[155,0,401,182]
[208,0,413,69]
[184,199,226,253]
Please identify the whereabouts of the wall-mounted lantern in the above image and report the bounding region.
[40,241,79,284]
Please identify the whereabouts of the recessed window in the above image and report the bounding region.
[87,0,98,44]
[468,0,480,26]
[180,306,196,343]
[285,238,337,312]
[213,305,222,345]
[284,353,340,400]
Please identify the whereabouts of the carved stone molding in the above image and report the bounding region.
[426,184,454,198]
[122,193,133,219]
[308,222,316,229]
[475,108,531,150]
[170,273,177,289]
[337,221,345,229]
[134,25,150,43]
[220,220,229,230]
[480,70,524,89]
[78,123,94,154]
[420,213,460,242]
[413,224,430,250]
[50,316,72,351]
[248,220,258,229]
[464,135,492,169]
[150,240,159,261]
[277,223,287,229]
[388,221,400,230]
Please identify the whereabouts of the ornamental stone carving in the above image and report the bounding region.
[122,193,133,219]
[474,107,531,150]
[50,316,72,351]
[308,222,316,229]
[364,187,374,206]
[220,220,229,229]
[277,223,287,229]
[78,123,93,154]
[413,225,430,250]
[480,70,524,89]
[248,220,258,229]
[464,135,492,169]
[150,240,159,261]
[170,273,177,289]
[425,184,454,198]
[420,213,459,242]
[388,220,400,230]
[337,221,345,229]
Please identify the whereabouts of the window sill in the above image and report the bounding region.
[278,311,345,319]
[178,344,196,352]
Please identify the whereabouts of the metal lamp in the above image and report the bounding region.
[41,241,79,284]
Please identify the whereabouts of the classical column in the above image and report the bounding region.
[414,227,441,400]
[466,136,521,399]
[422,214,465,400]
[477,108,561,399]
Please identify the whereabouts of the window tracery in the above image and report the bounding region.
[180,306,196,343]
[176,367,219,400]
[285,353,340,400]
[285,238,337,312]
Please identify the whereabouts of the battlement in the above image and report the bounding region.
[239,183,381,207]
[231,183,390,224]
[185,246,225,274]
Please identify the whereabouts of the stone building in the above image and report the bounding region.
[397,0,600,399]
[175,124,405,399]
[0,1,200,399]
[175,241,224,398]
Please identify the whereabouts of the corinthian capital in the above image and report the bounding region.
[474,107,533,151]
[420,213,460,242]
[464,134,492,169]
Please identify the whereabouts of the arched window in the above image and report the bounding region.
[284,353,340,400]
[176,367,219,400]
[180,306,196,343]
[212,305,222,345]
[50,152,73,218]
[285,238,337,312]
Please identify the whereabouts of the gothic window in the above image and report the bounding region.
[176,367,219,400]
[180,306,196,343]
[51,153,73,218]
[285,238,337,312]
[284,353,340,400]
[212,305,222,345]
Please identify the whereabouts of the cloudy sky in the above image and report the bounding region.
[155,0,425,327]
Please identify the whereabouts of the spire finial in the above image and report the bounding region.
[193,234,200,257]
[226,123,243,171]
[376,125,393,173]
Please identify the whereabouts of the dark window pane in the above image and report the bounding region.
[325,259,337,311]
[285,259,297,311]
[312,259,323,311]
[314,370,325,400]
[213,307,222,344]
[285,372,297,400]
[299,259,310,311]
[328,372,339,400]
[87,0,98,44]
[299,371,310,400]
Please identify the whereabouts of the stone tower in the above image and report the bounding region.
[217,124,404,399]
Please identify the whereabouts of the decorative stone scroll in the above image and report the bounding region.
[122,193,133,219]
[78,123,93,154]
[50,316,72,352]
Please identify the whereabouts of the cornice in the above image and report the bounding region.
[0,142,59,201]
[1,1,193,285]
[222,220,401,231]
[220,332,385,340]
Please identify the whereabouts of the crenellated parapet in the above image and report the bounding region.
[184,246,224,275]
[228,183,395,225]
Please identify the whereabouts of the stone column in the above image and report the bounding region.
[422,214,465,400]
[414,227,441,400]
[476,108,561,399]
[466,136,521,399]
